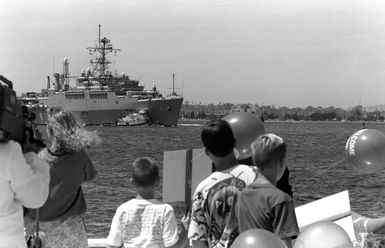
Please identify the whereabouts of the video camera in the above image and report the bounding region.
[0,75,44,146]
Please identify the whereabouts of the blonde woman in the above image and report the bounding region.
[24,107,100,248]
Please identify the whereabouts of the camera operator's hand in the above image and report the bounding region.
[22,131,41,154]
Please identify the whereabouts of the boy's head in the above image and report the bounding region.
[201,119,236,157]
[132,157,159,188]
[251,134,287,179]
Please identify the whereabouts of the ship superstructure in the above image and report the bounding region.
[22,25,183,126]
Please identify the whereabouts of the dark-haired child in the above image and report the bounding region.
[106,157,189,248]
[188,120,259,248]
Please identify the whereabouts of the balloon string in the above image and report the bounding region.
[302,158,347,184]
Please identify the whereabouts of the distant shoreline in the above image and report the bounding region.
[178,118,385,126]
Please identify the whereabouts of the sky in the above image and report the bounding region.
[2,0,385,108]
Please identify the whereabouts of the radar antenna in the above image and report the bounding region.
[87,24,121,78]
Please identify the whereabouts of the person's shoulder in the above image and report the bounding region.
[70,150,88,158]
[151,199,172,206]
[0,140,22,161]
[195,170,234,191]
[62,150,91,165]
[116,199,137,210]
[236,163,258,172]
[5,139,17,147]
[77,150,93,163]
[139,199,175,214]
[261,184,293,204]
[78,150,91,157]
[232,164,258,180]
[2,140,21,152]
[153,200,175,212]
[273,186,292,199]
[194,173,217,191]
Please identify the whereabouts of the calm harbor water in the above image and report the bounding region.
[82,121,385,244]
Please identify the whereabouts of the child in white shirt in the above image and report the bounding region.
[106,157,189,248]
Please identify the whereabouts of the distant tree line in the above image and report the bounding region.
[181,102,384,122]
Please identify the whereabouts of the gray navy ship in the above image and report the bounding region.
[21,25,183,127]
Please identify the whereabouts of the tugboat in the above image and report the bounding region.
[21,25,183,127]
[116,110,149,126]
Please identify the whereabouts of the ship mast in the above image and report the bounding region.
[169,73,180,96]
[62,57,70,88]
[87,25,121,78]
[172,73,175,95]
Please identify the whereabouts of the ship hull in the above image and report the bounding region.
[30,95,183,127]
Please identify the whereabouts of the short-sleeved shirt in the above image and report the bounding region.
[106,198,179,248]
[188,164,258,248]
[236,182,299,239]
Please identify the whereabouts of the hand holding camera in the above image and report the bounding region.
[23,131,42,154]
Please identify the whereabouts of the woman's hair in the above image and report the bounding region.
[251,133,287,168]
[132,157,159,187]
[47,107,100,153]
